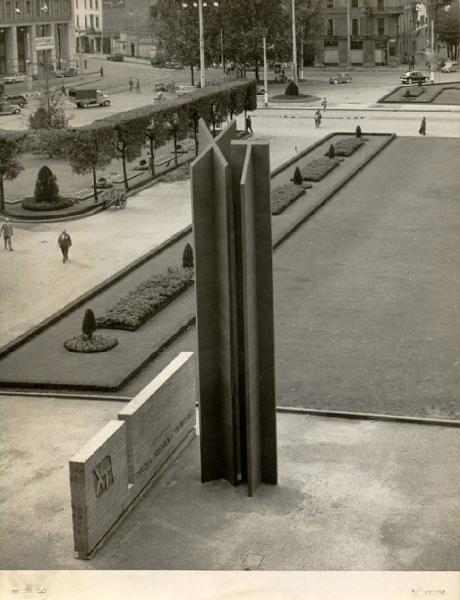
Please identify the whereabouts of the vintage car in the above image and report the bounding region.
[400,70,428,84]
[3,73,27,84]
[329,73,352,84]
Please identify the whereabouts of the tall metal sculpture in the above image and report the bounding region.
[191,120,277,496]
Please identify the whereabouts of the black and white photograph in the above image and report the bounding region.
[0,0,459,597]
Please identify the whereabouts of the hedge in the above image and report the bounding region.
[333,138,365,157]
[97,266,194,331]
[271,183,305,215]
[301,158,340,182]
[0,79,257,165]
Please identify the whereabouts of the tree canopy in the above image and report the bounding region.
[0,132,26,211]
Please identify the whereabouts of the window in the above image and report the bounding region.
[351,0,359,7]
[377,18,384,35]
[26,0,31,14]
[326,18,334,36]
[95,0,98,7]
[90,0,93,8]
[90,13,94,26]
[84,14,87,27]
[326,0,334,7]
[75,0,78,7]
[377,0,384,10]
[95,15,99,27]
[352,18,360,36]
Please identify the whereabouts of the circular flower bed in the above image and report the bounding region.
[22,196,75,211]
[64,334,119,353]
[270,94,320,103]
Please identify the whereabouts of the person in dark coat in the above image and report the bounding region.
[129,77,134,92]
[315,110,322,128]
[58,230,72,263]
[419,116,426,135]
[246,115,253,134]
[100,66,104,77]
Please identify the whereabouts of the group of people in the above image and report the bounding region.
[1,220,72,263]
[404,54,416,70]
[129,78,141,93]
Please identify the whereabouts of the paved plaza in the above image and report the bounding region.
[0,75,459,573]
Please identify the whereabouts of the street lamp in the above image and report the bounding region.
[145,118,156,177]
[291,0,298,83]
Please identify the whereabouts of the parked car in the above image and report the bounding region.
[329,73,352,84]
[0,102,21,115]
[5,94,27,107]
[400,70,428,84]
[256,85,266,95]
[441,61,458,73]
[106,53,124,61]
[3,74,27,84]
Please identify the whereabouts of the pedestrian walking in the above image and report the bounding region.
[84,59,88,70]
[136,78,141,93]
[419,116,426,135]
[129,77,134,92]
[410,55,415,70]
[315,110,322,128]
[321,97,327,110]
[246,114,253,134]
[58,230,72,263]
[0,218,13,251]
[60,85,66,95]
[100,66,104,77]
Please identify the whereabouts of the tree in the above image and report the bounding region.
[64,127,115,203]
[182,243,194,269]
[437,5,459,60]
[34,165,60,204]
[355,125,362,138]
[293,166,303,185]
[82,309,97,340]
[28,90,68,130]
[0,133,25,211]
[327,144,335,159]
[114,118,149,191]
[288,0,325,73]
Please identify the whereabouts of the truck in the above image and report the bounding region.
[68,88,111,108]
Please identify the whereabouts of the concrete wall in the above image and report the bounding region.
[69,352,196,559]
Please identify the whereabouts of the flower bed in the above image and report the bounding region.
[22,196,74,211]
[333,138,365,157]
[271,183,305,215]
[97,267,194,331]
[64,334,119,353]
[301,158,339,182]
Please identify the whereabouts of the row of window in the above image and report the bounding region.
[75,0,99,9]
[326,0,386,8]
[75,12,99,28]
[0,0,70,19]
[326,16,386,36]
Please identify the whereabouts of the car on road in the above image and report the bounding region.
[329,73,352,84]
[400,70,428,84]
[0,102,21,115]
[5,94,27,107]
[3,74,27,84]
[55,67,79,77]
[441,61,458,73]
[106,53,124,61]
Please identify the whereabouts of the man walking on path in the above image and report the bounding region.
[321,97,327,110]
[419,116,427,135]
[0,218,13,251]
[100,66,104,77]
[315,110,322,128]
[129,78,134,92]
[136,79,141,93]
[246,115,253,134]
[58,230,72,263]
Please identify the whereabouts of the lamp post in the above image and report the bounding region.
[145,118,156,177]
[291,0,298,83]
[263,35,268,107]
[346,0,351,68]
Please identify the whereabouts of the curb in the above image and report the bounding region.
[0,225,192,360]
[276,406,460,428]
[273,133,396,250]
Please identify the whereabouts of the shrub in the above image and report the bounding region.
[34,165,60,204]
[355,125,362,138]
[326,144,335,159]
[64,334,118,353]
[82,309,97,340]
[22,196,74,210]
[301,157,339,182]
[284,81,299,96]
[334,137,365,157]
[292,166,303,186]
[182,243,194,269]
[97,267,194,331]
[271,183,305,215]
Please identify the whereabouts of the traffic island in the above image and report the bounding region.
[378,81,460,104]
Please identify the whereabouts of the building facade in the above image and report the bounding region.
[316,0,405,66]
[74,0,102,53]
[0,0,75,75]
[102,0,155,58]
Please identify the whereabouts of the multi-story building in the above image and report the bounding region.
[0,0,75,76]
[316,0,405,66]
[74,0,102,54]
[102,0,155,58]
